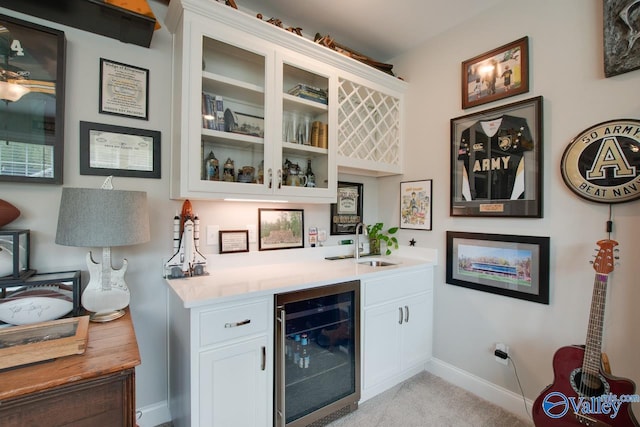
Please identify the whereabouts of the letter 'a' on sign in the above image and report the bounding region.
[561,119,640,204]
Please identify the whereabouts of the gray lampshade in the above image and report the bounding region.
[56,187,150,248]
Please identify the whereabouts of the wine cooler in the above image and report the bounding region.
[275,280,360,427]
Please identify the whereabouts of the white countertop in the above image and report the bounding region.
[165,246,437,308]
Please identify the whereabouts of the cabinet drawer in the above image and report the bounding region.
[364,269,431,307]
[200,299,269,347]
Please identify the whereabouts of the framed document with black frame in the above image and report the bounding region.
[450,96,543,218]
[79,121,161,179]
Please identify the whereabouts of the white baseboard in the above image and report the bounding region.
[426,358,533,421]
[136,401,172,427]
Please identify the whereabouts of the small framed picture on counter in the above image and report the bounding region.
[219,230,249,254]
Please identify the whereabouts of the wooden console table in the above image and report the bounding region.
[0,310,141,426]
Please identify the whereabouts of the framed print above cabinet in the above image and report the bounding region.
[450,96,543,218]
[461,36,528,109]
[0,14,66,184]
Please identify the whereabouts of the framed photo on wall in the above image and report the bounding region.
[259,208,304,251]
[446,231,550,304]
[0,14,66,184]
[450,96,543,218]
[330,182,363,235]
[461,36,529,109]
[400,180,432,230]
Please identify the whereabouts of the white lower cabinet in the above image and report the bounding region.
[200,336,269,427]
[167,291,273,427]
[361,267,434,401]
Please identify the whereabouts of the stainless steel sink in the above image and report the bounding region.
[358,260,396,267]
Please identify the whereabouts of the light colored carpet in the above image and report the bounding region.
[327,371,533,427]
[155,371,533,426]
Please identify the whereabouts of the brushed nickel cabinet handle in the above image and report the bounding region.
[404,305,409,323]
[224,319,251,328]
[398,307,403,324]
[268,168,273,189]
[261,346,266,371]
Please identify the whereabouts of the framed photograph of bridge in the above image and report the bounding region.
[446,231,550,304]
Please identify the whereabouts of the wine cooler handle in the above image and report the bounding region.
[398,306,403,324]
[261,346,266,371]
[224,319,251,328]
[268,168,273,189]
[276,307,286,427]
[404,305,409,323]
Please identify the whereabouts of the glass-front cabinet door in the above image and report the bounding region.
[276,53,337,201]
[187,21,273,198]
[172,15,336,202]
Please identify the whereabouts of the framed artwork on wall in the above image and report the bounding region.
[461,36,529,109]
[450,96,543,218]
[79,121,161,179]
[258,208,304,251]
[603,0,640,77]
[330,182,363,235]
[99,58,149,120]
[446,231,550,304]
[400,179,432,231]
[0,14,66,184]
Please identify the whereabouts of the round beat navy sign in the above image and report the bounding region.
[561,119,640,203]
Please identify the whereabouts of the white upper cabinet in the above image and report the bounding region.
[166,0,406,201]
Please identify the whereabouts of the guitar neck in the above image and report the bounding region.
[101,247,112,292]
[583,239,618,376]
[583,273,608,375]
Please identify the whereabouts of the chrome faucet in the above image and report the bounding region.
[354,222,367,261]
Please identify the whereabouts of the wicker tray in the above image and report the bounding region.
[0,316,89,370]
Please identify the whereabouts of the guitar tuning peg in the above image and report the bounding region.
[589,260,594,265]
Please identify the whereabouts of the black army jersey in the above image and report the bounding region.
[457,115,534,200]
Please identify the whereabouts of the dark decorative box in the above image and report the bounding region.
[0,229,35,283]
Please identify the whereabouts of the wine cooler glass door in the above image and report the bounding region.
[275,280,360,427]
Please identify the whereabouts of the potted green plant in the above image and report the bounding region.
[366,222,399,255]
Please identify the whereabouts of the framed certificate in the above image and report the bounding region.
[99,58,149,120]
[219,230,249,254]
[79,121,161,179]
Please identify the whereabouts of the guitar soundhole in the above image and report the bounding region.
[570,368,610,397]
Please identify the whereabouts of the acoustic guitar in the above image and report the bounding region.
[532,239,638,426]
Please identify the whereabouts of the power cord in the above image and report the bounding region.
[508,355,532,421]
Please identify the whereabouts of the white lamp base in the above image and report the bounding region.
[89,309,126,323]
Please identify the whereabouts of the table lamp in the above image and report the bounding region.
[55,180,150,322]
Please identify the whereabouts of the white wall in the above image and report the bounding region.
[2,0,638,424]
[385,0,640,413]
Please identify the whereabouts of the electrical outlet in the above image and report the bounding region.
[495,343,509,365]
[207,225,220,245]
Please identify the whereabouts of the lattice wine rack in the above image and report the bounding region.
[337,78,401,169]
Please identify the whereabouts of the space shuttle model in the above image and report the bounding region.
[164,200,208,279]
